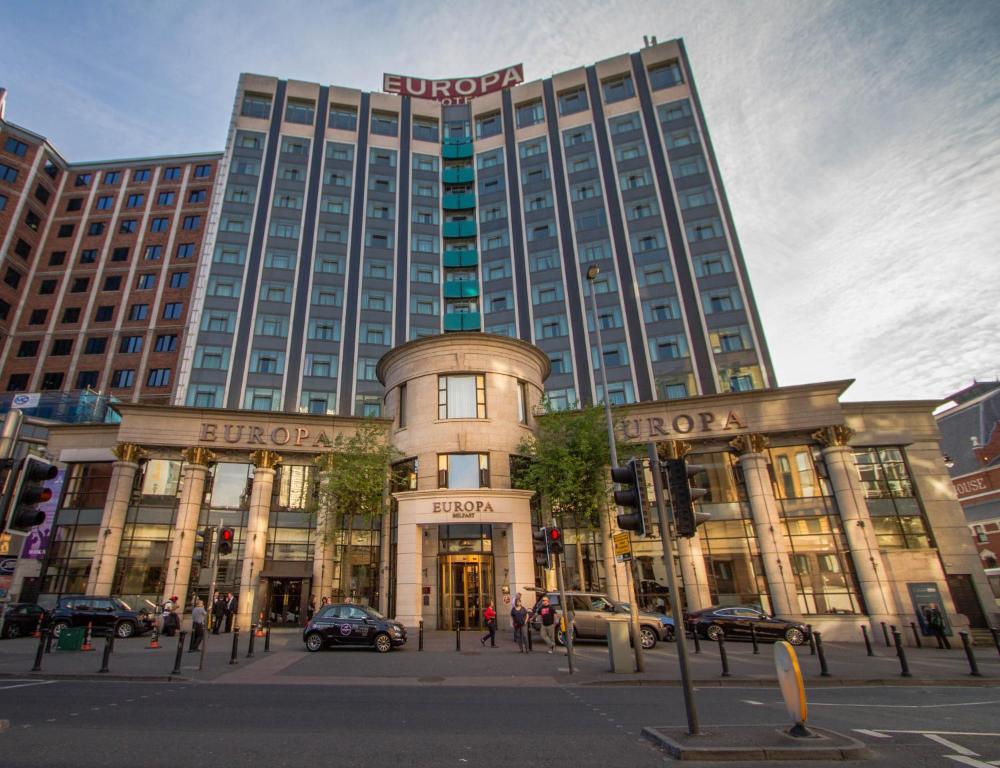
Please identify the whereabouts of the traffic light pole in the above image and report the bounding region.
[646,442,699,735]
[200,524,220,671]
[554,544,574,675]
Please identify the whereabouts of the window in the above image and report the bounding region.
[362,322,388,345]
[136,274,155,289]
[0,163,19,183]
[162,302,183,320]
[119,219,137,233]
[614,141,647,163]
[649,334,688,361]
[643,297,680,323]
[96,195,114,210]
[274,192,303,210]
[266,249,294,269]
[0,194,8,211]
[78,249,97,264]
[182,215,201,230]
[132,168,150,182]
[157,191,175,205]
[411,263,439,283]
[475,112,502,139]
[6,374,29,392]
[214,244,246,265]
[687,217,725,241]
[40,372,64,390]
[602,73,635,102]
[241,93,272,118]
[250,350,284,374]
[532,282,564,305]
[194,345,229,369]
[110,369,135,388]
[25,209,41,231]
[671,155,708,178]
[29,308,47,325]
[702,288,743,314]
[563,126,593,147]
[255,314,289,337]
[649,60,684,90]
[51,338,73,355]
[232,159,260,176]
[694,251,733,277]
[3,268,21,289]
[710,325,753,353]
[412,117,439,142]
[558,87,588,115]
[412,154,438,172]
[438,453,490,489]
[679,185,716,210]
[39,279,57,295]
[57,224,74,237]
[146,368,171,387]
[74,173,92,187]
[516,99,544,128]
[129,304,149,321]
[75,371,99,389]
[610,113,642,134]
[94,306,113,322]
[144,245,162,260]
[126,194,144,209]
[163,166,181,180]
[111,247,129,262]
[17,340,39,357]
[193,164,211,178]
[188,189,206,203]
[175,242,194,259]
[103,275,121,291]
[4,137,28,156]
[666,127,699,149]
[518,138,547,159]
[637,263,672,286]
[71,277,89,292]
[13,239,31,259]
[84,337,107,354]
[149,217,168,232]
[371,111,398,136]
[304,353,337,378]
[626,198,657,220]
[308,319,340,341]
[120,335,143,354]
[328,104,357,130]
[621,169,652,189]
[534,315,568,339]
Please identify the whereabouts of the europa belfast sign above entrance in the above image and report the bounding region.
[382,64,525,104]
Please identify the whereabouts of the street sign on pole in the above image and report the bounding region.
[612,531,632,562]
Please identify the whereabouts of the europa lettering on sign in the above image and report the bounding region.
[617,410,746,442]
[432,500,495,515]
[383,64,525,104]
[198,423,334,449]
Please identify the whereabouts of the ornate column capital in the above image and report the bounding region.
[314,453,336,473]
[655,440,693,461]
[111,442,147,463]
[250,450,282,470]
[811,425,855,448]
[180,446,217,467]
[728,433,770,456]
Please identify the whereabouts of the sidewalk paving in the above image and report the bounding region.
[0,629,997,687]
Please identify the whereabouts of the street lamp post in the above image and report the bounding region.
[587,266,644,672]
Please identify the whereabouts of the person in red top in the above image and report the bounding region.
[480,601,498,647]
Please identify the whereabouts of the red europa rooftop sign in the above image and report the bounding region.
[383,64,524,104]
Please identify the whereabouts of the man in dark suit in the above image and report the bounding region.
[224,592,238,632]
[211,592,226,635]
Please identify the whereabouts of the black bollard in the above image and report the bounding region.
[807,624,816,656]
[264,622,271,653]
[861,625,873,657]
[418,620,424,652]
[691,626,701,654]
[246,626,256,658]
[455,626,461,652]
[526,624,532,652]
[229,628,239,665]
[959,631,982,677]
[716,634,730,677]
[881,621,891,648]
[44,629,54,654]
[891,629,911,677]
[99,634,113,674]
[172,631,186,675]
[910,622,922,649]
[989,626,1000,659]
[814,631,831,677]
[31,629,47,672]
[750,623,759,654]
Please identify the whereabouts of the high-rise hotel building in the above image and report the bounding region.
[178,38,773,416]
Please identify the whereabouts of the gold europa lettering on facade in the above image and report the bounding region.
[617,411,747,441]
[198,423,334,448]
[432,500,495,514]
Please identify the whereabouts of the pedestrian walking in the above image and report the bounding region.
[536,595,558,654]
[481,601,497,647]
[163,603,181,637]
[224,592,237,632]
[211,592,225,635]
[189,599,206,652]
[510,597,528,652]
[925,604,951,650]
[160,595,177,635]
[307,596,316,622]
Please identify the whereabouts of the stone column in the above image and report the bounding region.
[729,434,798,617]
[508,519,536,602]
[237,450,280,630]
[394,517,423,628]
[813,425,900,623]
[311,455,335,606]
[678,536,712,611]
[87,443,146,596]
[163,447,215,613]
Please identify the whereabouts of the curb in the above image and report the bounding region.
[642,724,872,761]
[581,676,997,688]
[0,672,192,683]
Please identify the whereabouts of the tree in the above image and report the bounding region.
[514,405,613,528]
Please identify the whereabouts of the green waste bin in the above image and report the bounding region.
[56,627,85,651]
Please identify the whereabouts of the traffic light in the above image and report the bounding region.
[7,457,58,533]
[218,526,234,555]
[663,458,709,538]
[194,527,215,567]
[546,526,563,556]
[532,526,551,569]
[611,458,646,535]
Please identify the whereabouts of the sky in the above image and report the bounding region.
[2,0,998,404]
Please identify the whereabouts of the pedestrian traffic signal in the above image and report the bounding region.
[533,526,551,569]
[195,527,215,567]
[546,526,563,555]
[611,458,646,535]
[7,457,58,533]
[662,458,709,538]
[218,526,234,555]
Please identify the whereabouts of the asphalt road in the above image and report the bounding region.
[1,679,997,767]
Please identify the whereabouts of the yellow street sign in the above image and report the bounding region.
[613,531,632,561]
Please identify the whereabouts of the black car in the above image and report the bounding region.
[2,603,47,639]
[303,603,406,653]
[45,596,154,639]
[687,605,809,645]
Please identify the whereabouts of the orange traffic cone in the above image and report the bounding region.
[81,622,94,651]
[146,626,161,649]
[255,613,265,638]
[32,615,43,638]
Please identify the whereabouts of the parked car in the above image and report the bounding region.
[45,596,154,639]
[2,603,47,639]
[530,592,673,649]
[303,603,407,653]
[686,605,809,645]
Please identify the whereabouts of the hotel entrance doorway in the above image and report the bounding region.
[440,554,494,630]
[266,578,304,625]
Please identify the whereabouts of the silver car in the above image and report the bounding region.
[531,591,674,649]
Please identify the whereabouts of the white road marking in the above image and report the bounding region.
[0,680,57,690]
[944,756,997,768]
[810,699,1000,709]
[742,699,764,705]
[853,729,890,738]
[924,734,979,756]
[863,730,1000,737]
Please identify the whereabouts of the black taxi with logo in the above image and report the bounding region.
[303,603,407,653]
